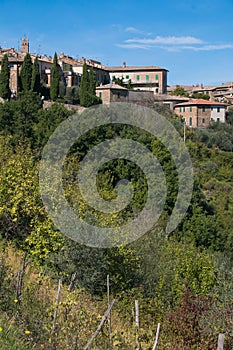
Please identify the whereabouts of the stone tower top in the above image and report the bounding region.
[21,38,29,54]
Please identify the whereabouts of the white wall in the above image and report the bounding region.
[210,107,226,122]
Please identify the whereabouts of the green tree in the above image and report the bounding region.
[112,76,124,87]
[31,56,41,93]
[191,92,210,100]
[79,62,89,106]
[172,87,189,97]
[80,63,101,107]
[0,54,10,100]
[127,79,132,89]
[88,67,96,96]
[58,81,66,98]
[50,52,60,100]
[226,107,233,125]
[20,53,33,91]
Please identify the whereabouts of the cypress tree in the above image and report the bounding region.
[31,56,41,93]
[20,53,33,91]
[79,62,90,107]
[89,67,96,96]
[80,63,100,107]
[0,54,11,100]
[50,52,60,100]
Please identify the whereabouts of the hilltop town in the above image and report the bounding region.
[0,38,232,129]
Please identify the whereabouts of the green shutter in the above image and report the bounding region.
[155,74,159,80]
[146,75,149,82]
[136,75,140,81]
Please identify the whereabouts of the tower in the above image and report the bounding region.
[21,38,29,53]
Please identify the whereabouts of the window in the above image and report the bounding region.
[146,75,149,82]
[190,106,192,112]
[112,75,115,80]
[217,117,220,122]
[183,107,185,112]
[117,92,120,99]
[10,63,14,68]
[202,106,205,112]
[155,74,159,81]
[126,75,129,79]
[217,107,220,113]
[189,117,192,126]
[136,75,140,81]
[202,118,205,123]
[99,92,102,98]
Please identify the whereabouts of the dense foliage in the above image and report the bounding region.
[20,53,33,92]
[79,62,101,106]
[0,95,232,348]
[31,56,41,93]
[50,52,60,100]
[0,54,10,100]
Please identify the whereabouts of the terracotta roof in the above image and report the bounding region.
[106,65,168,72]
[96,83,128,90]
[174,99,226,107]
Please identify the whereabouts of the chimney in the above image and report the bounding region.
[22,38,29,54]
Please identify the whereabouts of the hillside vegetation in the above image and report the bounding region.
[0,95,233,349]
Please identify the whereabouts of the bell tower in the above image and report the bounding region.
[21,38,29,53]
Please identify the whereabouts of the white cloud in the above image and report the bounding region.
[125,27,142,33]
[116,43,150,50]
[117,35,233,52]
[187,44,233,51]
[126,35,204,45]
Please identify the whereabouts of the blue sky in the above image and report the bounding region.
[0,0,233,85]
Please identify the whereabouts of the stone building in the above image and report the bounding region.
[96,83,128,103]
[174,99,226,128]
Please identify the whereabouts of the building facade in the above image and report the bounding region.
[174,99,226,128]
[106,64,168,94]
[96,83,128,103]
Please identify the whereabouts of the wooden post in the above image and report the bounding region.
[217,333,225,350]
[16,253,27,302]
[152,323,161,350]
[68,272,77,292]
[135,300,141,350]
[52,279,61,331]
[84,299,115,350]
[107,274,112,347]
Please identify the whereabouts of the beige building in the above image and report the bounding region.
[107,64,168,94]
[168,82,233,104]
[174,99,226,128]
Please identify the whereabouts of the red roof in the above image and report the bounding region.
[96,83,128,90]
[174,99,226,107]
